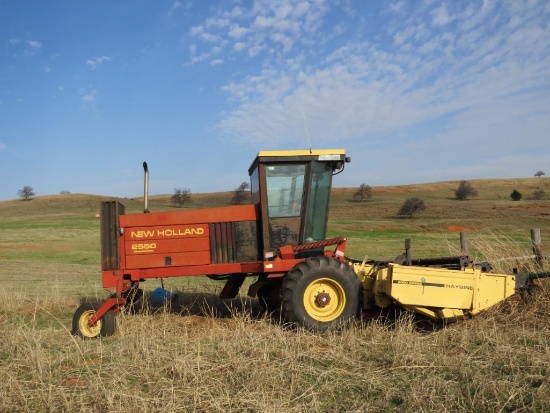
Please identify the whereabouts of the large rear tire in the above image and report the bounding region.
[282,256,362,331]
[71,302,116,339]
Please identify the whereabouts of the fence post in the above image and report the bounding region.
[460,232,469,256]
[405,239,411,265]
[531,229,543,270]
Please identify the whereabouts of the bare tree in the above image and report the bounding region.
[230,181,250,205]
[534,170,546,178]
[454,180,478,200]
[398,197,425,218]
[529,189,546,200]
[18,186,35,201]
[171,188,192,207]
[353,183,373,202]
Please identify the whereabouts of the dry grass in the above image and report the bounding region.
[0,279,548,412]
[1,180,550,412]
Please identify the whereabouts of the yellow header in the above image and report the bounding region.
[256,149,345,157]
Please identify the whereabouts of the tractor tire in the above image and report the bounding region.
[71,302,116,339]
[257,279,283,312]
[282,256,362,331]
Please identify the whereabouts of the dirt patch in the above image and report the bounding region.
[447,225,474,232]
[496,205,548,210]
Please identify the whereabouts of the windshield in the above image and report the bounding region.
[265,164,306,218]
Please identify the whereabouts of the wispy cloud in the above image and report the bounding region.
[0,142,5,151]
[7,38,42,56]
[82,89,97,103]
[86,56,112,70]
[210,0,550,166]
[27,40,42,49]
[186,0,329,64]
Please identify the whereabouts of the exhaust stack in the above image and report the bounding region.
[143,162,149,213]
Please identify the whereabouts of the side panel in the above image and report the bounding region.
[126,251,211,269]
[119,204,257,227]
[125,237,210,255]
[235,221,261,262]
[124,223,210,270]
[387,265,475,309]
[119,206,261,269]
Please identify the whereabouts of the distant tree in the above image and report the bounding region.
[529,189,546,200]
[353,183,373,202]
[230,181,250,205]
[398,197,425,218]
[534,170,545,178]
[60,190,71,194]
[18,186,35,201]
[454,180,478,200]
[510,189,522,201]
[171,188,192,207]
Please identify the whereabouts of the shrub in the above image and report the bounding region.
[529,189,546,200]
[398,197,425,218]
[510,190,522,201]
[455,180,478,200]
[353,183,373,202]
[171,188,192,207]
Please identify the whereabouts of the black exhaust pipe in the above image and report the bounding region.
[143,162,149,213]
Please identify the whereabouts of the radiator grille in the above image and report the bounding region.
[209,222,236,264]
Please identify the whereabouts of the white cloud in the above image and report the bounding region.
[187,0,329,63]
[234,42,246,52]
[431,4,453,26]
[28,40,42,49]
[171,1,181,12]
[210,59,224,66]
[0,142,5,151]
[215,0,550,169]
[86,56,112,70]
[200,32,222,43]
[7,38,42,55]
[82,90,97,102]
[228,24,249,38]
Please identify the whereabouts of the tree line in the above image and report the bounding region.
[16,169,547,209]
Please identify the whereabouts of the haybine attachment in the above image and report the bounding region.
[354,259,529,321]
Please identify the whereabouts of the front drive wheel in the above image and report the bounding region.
[71,302,116,339]
[282,256,362,331]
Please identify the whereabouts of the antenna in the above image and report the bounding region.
[302,110,312,153]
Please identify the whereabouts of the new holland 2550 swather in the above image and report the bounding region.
[71,149,548,338]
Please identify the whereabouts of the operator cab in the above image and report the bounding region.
[248,149,349,256]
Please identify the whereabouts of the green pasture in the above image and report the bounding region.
[0,177,549,298]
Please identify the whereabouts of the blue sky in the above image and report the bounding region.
[1,0,549,200]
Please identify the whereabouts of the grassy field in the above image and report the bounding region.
[0,178,549,412]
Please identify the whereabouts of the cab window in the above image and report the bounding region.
[265,164,305,217]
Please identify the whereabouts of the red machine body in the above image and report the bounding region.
[97,149,350,313]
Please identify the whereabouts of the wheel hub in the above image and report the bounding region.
[315,292,331,307]
[303,278,346,322]
[79,310,101,338]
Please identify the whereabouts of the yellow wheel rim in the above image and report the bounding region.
[78,310,101,338]
[303,278,346,322]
